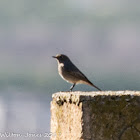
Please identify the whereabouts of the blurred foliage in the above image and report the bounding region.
[0,0,140,92]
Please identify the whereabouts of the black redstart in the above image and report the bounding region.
[53,54,101,91]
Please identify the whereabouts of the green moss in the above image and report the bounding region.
[52,92,140,139]
[88,95,140,139]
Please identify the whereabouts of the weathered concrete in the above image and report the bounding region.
[51,91,140,140]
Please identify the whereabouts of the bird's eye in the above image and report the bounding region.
[60,56,63,59]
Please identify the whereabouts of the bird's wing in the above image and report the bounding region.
[66,66,89,81]
[65,64,102,91]
[64,62,88,80]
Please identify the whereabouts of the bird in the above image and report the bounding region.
[52,54,101,91]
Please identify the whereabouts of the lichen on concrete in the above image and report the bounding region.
[51,91,140,140]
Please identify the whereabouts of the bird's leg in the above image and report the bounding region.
[70,83,75,91]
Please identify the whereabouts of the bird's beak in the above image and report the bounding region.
[52,56,57,58]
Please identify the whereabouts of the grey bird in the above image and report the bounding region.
[53,54,101,91]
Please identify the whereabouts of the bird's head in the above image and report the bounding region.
[52,54,70,63]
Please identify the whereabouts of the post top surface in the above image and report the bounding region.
[53,90,140,97]
[52,91,140,103]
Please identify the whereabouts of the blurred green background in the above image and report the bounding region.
[0,0,140,139]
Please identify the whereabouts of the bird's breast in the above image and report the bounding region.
[58,63,64,71]
[58,63,64,76]
[58,63,79,84]
[58,63,69,82]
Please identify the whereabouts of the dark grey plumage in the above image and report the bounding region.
[53,54,101,91]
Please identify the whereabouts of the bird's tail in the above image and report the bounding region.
[86,80,102,91]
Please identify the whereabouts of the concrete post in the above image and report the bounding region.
[51,91,140,140]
